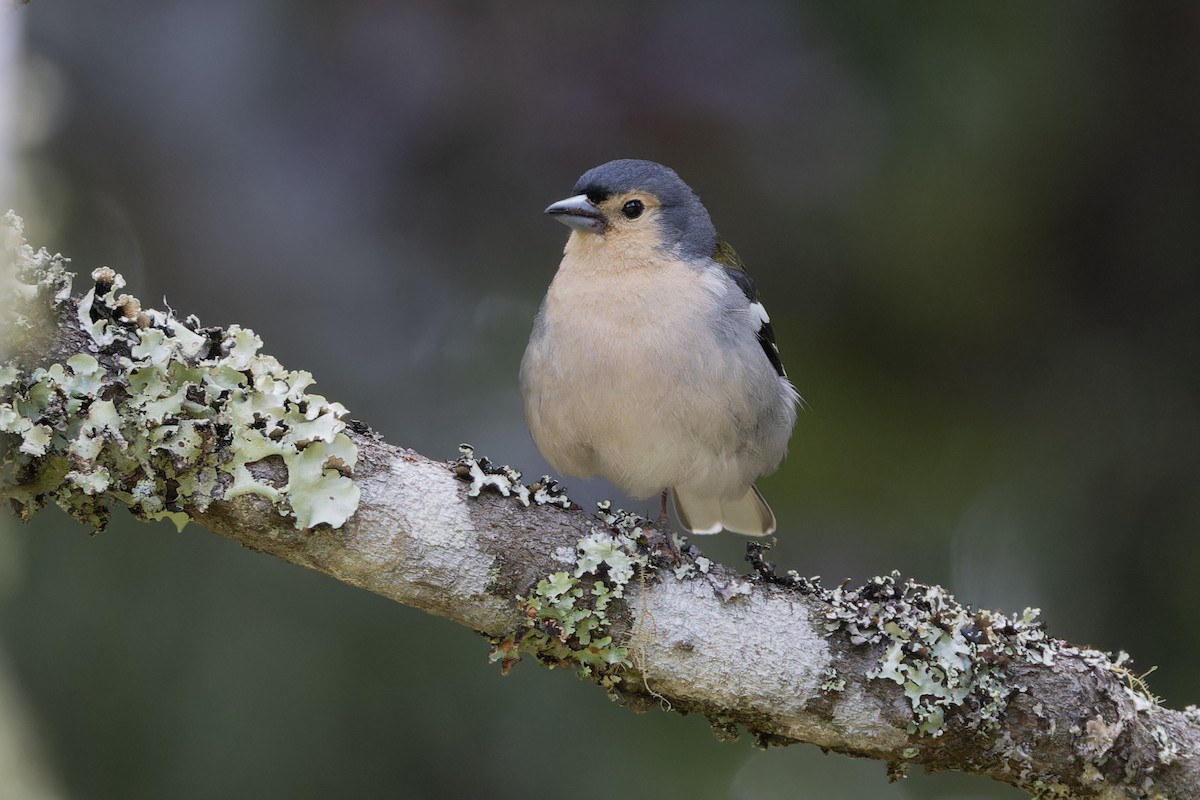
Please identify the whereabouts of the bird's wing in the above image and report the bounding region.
[712,239,787,378]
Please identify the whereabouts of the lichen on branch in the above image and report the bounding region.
[0,212,360,532]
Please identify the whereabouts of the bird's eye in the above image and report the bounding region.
[621,199,645,219]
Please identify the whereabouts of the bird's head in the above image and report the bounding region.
[545,159,718,262]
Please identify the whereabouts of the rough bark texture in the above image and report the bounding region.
[196,436,1200,799]
[2,216,1198,799]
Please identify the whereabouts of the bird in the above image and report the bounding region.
[519,159,799,536]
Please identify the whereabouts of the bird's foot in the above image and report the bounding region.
[650,509,682,562]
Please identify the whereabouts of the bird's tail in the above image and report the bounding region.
[672,484,776,536]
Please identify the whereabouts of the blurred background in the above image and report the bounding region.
[1,2,1198,798]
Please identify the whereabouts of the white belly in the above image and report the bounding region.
[520,256,791,499]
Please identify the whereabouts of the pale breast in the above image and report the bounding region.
[520,246,777,498]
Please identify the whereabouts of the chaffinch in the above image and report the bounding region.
[520,159,799,536]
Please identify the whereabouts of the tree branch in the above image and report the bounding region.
[2,213,1197,799]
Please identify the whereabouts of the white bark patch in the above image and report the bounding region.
[629,576,832,724]
[317,454,508,634]
[386,456,494,599]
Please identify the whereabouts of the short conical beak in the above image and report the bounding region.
[544,194,607,233]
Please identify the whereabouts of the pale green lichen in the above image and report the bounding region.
[575,530,640,591]
[1028,779,1074,799]
[1,212,74,351]
[805,563,1171,787]
[673,561,696,580]
[1149,723,1179,765]
[453,450,664,683]
[1,212,359,532]
[813,570,1050,737]
[820,667,846,693]
[489,520,650,685]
